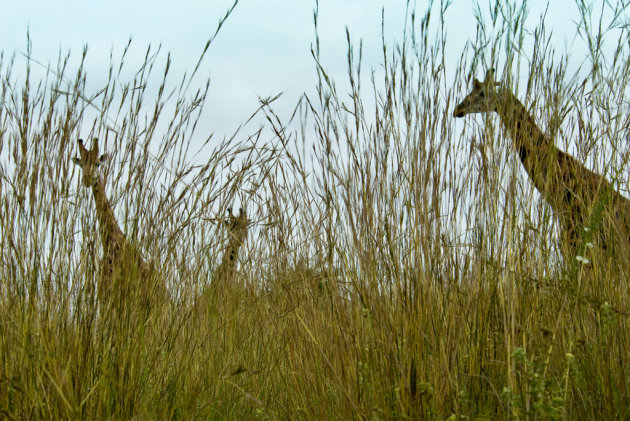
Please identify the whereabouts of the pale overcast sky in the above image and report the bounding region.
[0,1,613,142]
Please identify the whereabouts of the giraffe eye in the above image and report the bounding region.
[479,91,485,98]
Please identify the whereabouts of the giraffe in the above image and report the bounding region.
[211,208,250,292]
[453,69,630,262]
[211,207,249,289]
[73,138,164,307]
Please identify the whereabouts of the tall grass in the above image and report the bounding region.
[2,0,630,418]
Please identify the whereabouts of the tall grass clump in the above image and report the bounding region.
[2,0,630,418]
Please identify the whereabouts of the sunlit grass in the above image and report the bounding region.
[2,1,630,419]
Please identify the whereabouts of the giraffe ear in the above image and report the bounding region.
[473,79,482,89]
[98,154,107,163]
[72,157,82,167]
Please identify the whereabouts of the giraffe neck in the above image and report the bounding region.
[90,177,125,254]
[487,86,630,256]
[215,241,241,281]
[495,87,558,194]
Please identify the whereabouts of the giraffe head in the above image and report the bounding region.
[225,207,249,254]
[453,69,501,118]
[72,138,106,187]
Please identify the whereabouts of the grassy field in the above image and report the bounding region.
[2,2,630,419]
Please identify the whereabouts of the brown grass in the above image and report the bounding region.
[2,1,630,419]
